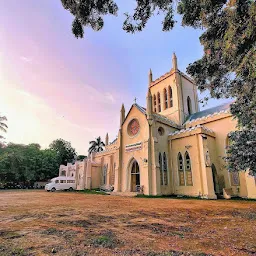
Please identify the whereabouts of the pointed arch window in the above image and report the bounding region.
[169,86,173,107]
[159,153,163,185]
[153,94,157,112]
[163,152,168,185]
[157,92,161,112]
[178,153,185,186]
[164,88,168,109]
[103,164,108,185]
[185,152,193,185]
[187,96,192,115]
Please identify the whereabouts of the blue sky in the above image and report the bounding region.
[0,1,231,154]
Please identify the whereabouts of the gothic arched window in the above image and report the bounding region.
[164,88,168,109]
[187,96,192,115]
[103,164,108,185]
[178,153,185,186]
[159,153,163,185]
[185,152,193,185]
[153,94,157,112]
[157,92,161,112]
[169,86,173,107]
[163,152,168,185]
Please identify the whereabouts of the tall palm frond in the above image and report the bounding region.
[88,136,105,154]
[0,115,8,133]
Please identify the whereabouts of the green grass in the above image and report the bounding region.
[91,231,120,249]
[76,189,108,195]
[136,194,202,200]
[136,194,256,201]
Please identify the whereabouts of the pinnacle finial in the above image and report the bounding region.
[120,103,125,127]
[105,133,109,146]
[149,68,153,85]
[172,52,178,70]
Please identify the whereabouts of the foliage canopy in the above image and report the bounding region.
[61,0,256,175]
[88,136,105,154]
[50,138,77,165]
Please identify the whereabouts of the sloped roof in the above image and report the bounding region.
[186,102,232,123]
[110,138,117,145]
[134,104,146,114]
[131,104,180,128]
[122,103,146,125]
[150,69,195,88]
[169,124,215,137]
[153,112,180,128]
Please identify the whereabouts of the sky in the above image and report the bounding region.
[0,1,231,155]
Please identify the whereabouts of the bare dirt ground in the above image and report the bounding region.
[0,191,255,256]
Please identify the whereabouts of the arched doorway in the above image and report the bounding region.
[211,164,219,195]
[131,160,140,192]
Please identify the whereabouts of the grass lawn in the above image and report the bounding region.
[0,190,255,256]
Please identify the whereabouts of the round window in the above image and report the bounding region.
[128,119,140,136]
[158,127,165,136]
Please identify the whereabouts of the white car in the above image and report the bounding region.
[45,177,76,192]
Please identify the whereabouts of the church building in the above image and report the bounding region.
[75,54,256,199]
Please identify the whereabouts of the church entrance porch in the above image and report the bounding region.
[130,160,140,192]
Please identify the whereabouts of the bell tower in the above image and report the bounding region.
[148,53,199,125]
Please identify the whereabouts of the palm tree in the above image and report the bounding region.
[0,115,7,148]
[0,115,8,134]
[88,136,105,154]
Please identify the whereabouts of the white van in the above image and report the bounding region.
[45,176,76,192]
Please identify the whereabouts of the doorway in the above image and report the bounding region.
[131,160,140,192]
[211,164,219,195]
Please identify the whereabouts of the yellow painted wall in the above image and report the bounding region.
[121,106,150,193]
[181,76,198,117]
[91,166,101,189]
[154,122,177,195]
[185,114,256,198]
[150,73,180,124]
[171,134,203,197]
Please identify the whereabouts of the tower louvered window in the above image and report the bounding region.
[169,86,173,107]
[187,96,192,115]
[157,92,161,112]
[164,88,168,109]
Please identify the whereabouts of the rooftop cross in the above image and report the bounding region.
[134,97,137,104]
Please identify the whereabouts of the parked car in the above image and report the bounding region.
[45,176,76,192]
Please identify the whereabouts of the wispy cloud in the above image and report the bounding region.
[80,84,116,105]
[20,56,33,63]
[104,92,115,104]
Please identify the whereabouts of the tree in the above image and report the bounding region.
[61,0,256,176]
[77,155,87,161]
[40,149,59,180]
[0,115,8,133]
[0,143,61,185]
[0,115,8,145]
[178,0,256,176]
[88,136,105,154]
[60,0,175,38]
[49,138,77,165]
